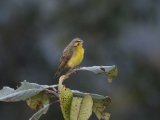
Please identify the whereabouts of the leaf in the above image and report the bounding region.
[58,74,74,120]
[0,87,15,97]
[26,91,50,110]
[105,66,118,83]
[59,87,73,120]
[80,65,118,83]
[70,97,83,120]
[0,81,57,102]
[72,90,110,100]
[29,103,50,120]
[77,95,93,120]
[70,95,93,120]
[93,97,111,120]
[72,90,111,120]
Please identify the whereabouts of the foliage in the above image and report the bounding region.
[0,65,117,120]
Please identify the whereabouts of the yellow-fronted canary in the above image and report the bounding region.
[55,38,84,77]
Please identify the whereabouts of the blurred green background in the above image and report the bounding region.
[0,0,160,120]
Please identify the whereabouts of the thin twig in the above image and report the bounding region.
[45,89,59,98]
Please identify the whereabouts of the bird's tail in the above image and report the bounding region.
[54,68,62,79]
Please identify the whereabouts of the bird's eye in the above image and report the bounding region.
[74,42,79,47]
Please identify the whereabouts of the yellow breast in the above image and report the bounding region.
[67,46,84,68]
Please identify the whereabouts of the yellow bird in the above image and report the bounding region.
[55,38,84,77]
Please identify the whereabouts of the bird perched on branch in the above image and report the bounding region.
[55,38,84,78]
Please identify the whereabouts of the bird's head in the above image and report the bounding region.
[72,38,83,47]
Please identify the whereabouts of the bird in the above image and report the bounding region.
[55,38,84,78]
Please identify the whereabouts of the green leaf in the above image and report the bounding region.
[77,95,93,120]
[58,75,74,120]
[29,104,50,120]
[105,66,118,83]
[70,97,83,120]
[80,65,118,83]
[26,91,50,110]
[0,81,57,102]
[70,95,93,120]
[59,88,73,120]
[72,90,111,120]
[93,97,111,120]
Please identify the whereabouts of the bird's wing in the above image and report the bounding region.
[59,47,73,69]
[55,46,73,77]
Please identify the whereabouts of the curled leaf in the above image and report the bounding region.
[0,81,57,102]
[79,65,118,83]
[59,87,73,120]
[105,66,118,83]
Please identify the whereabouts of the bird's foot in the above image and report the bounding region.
[74,66,81,71]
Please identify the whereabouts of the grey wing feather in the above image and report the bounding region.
[55,45,73,78]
